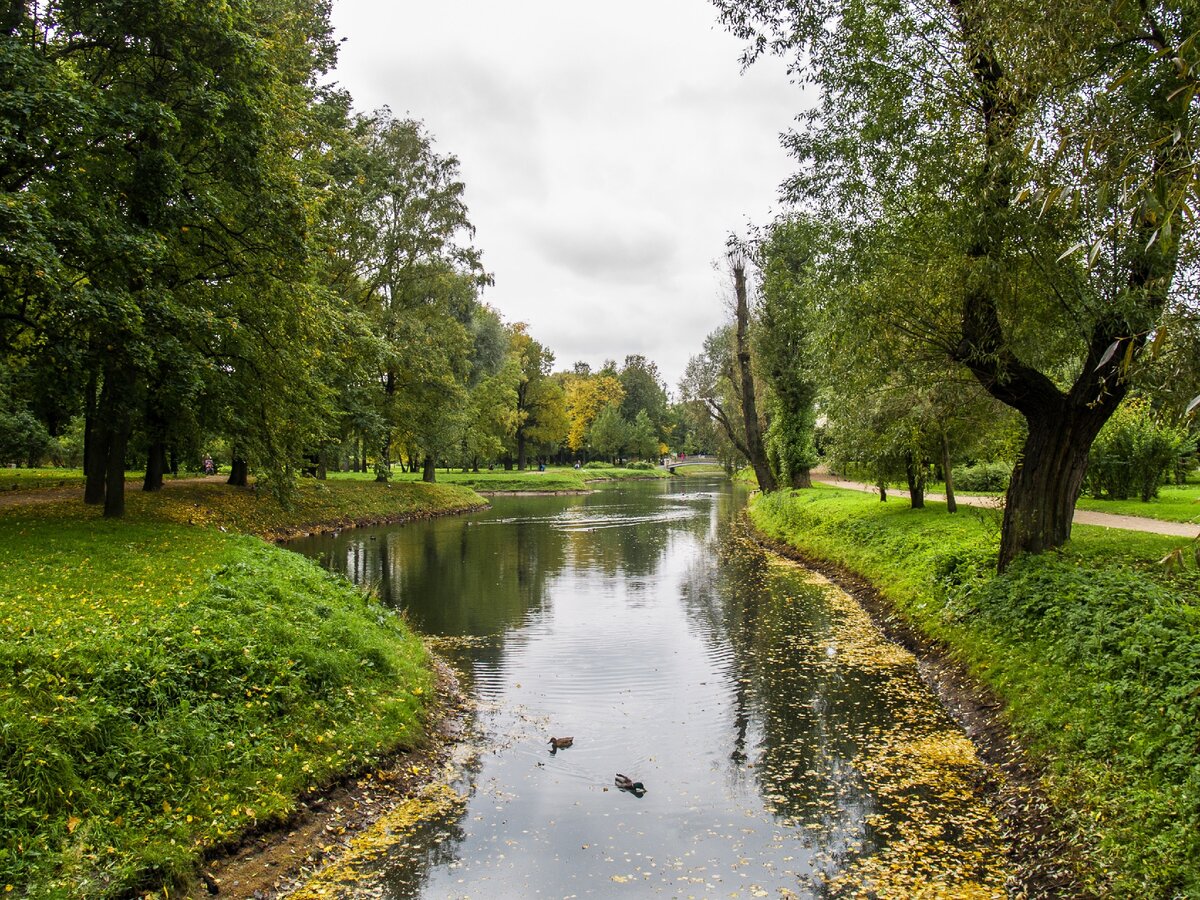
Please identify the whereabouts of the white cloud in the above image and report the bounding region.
[329,0,808,388]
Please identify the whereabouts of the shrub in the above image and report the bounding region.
[953,461,1011,492]
[1086,399,1195,501]
[583,460,613,469]
[625,460,656,470]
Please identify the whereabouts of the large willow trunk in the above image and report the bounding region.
[999,404,1109,568]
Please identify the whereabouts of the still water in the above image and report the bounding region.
[289,478,1007,898]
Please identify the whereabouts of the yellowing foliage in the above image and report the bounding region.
[565,375,624,451]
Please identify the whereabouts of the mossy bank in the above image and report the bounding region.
[749,485,1200,898]
[0,479,485,897]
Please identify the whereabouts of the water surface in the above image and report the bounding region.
[289,478,1006,898]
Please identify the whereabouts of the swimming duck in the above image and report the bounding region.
[548,736,574,751]
[614,773,646,794]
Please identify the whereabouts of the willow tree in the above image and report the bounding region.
[717,0,1200,569]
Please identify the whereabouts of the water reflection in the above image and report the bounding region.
[289,478,1006,898]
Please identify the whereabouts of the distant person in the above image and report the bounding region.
[203,455,215,475]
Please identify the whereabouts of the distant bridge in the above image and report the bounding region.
[661,455,721,473]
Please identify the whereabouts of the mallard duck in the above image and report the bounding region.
[548,736,574,751]
[614,773,646,794]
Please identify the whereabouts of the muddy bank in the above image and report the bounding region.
[262,501,489,542]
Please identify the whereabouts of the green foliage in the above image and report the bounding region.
[582,461,614,470]
[587,403,631,462]
[953,462,1012,493]
[1086,399,1195,501]
[0,517,433,896]
[749,486,1200,896]
[625,460,657,471]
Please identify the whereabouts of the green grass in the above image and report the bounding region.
[0,478,486,896]
[329,464,668,493]
[1076,482,1200,524]
[749,485,1200,898]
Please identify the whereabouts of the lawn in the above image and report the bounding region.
[0,477,485,896]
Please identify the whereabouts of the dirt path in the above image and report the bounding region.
[812,474,1200,539]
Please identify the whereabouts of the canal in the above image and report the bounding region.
[288,476,1007,898]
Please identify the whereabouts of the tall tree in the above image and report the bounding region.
[754,216,823,489]
[716,0,1200,568]
[730,249,777,492]
[510,326,565,469]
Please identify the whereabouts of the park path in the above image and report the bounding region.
[811,474,1200,539]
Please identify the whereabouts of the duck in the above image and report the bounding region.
[614,773,646,794]
[548,736,574,751]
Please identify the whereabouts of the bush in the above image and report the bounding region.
[953,461,1011,492]
[0,408,56,467]
[1086,399,1195,501]
[583,460,613,469]
[625,460,656,470]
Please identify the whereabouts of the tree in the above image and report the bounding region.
[716,0,1200,568]
[681,326,753,473]
[588,403,630,463]
[754,216,823,488]
[511,326,566,469]
[730,249,777,492]
[565,373,625,456]
[618,355,669,439]
[628,409,660,461]
[323,111,487,482]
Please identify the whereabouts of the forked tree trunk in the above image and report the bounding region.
[998,407,1106,569]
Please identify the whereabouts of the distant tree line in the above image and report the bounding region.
[0,1,705,512]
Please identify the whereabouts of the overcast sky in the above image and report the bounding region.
[328,0,804,392]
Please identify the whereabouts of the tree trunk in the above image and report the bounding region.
[143,440,167,492]
[941,433,957,514]
[905,453,925,509]
[317,450,328,480]
[877,481,887,502]
[227,457,248,487]
[998,408,1106,570]
[376,435,391,481]
[790,468,812,489]
[732,257,777,493]
[102,418,129,518]
[503,455,513,471]
[83,380,106,505]
[516,431,527,470]
[422,455,436,483]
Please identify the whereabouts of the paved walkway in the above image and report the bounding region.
[812,475,1200,539]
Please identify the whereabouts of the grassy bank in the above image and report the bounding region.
[331,463,669,493]
[749,485,1200,898]
[0,479,485,896]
